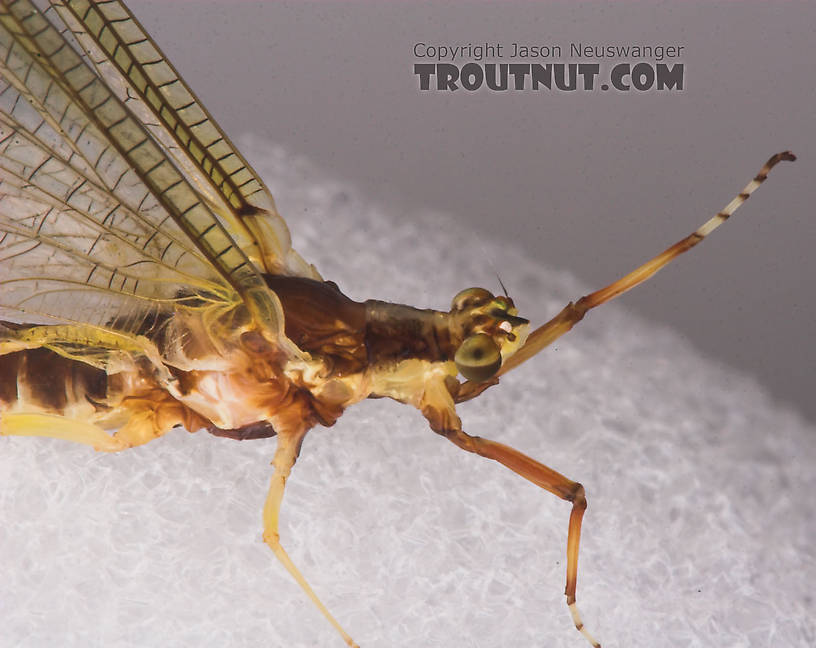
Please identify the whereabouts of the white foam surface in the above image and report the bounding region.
[1,144,814,648]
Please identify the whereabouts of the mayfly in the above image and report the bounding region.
[0,1,795,646]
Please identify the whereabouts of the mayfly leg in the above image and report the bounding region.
[442,151,797,644]
[0,402,185,453]
[262,427,360,648]
[0,345,201,452]
[494,151,796,377]
[1,412,129,452]
[440,428,601,647]
[577,150,798,311]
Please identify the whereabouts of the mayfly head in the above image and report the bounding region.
[448,287,530,382]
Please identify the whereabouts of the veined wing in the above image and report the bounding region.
[0,0,304,359]
[54,0,319,280]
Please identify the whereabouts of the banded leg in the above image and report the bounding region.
[262,428,359,648]
[441,427,601,648]
[493,151,796,379]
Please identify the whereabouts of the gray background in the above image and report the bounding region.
[127,0,814,422]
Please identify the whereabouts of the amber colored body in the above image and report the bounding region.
[0,275,465,442]
[0,152,795,648]
[0,2,794,647]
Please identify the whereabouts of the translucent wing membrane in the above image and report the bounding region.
[0,120,224,329]
[57,0,274,213]
[54,0,318,279]
[0,0,308,353]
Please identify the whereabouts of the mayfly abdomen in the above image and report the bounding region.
[0,346,113,418]
[0,331,207,451]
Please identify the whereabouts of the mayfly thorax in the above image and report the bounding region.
[0,1,795,646]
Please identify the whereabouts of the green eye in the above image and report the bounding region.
[450,287,494,312]
[454,333,502,382]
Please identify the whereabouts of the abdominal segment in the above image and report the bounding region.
[0,346,209,443]
[0,342,289,451]
[0,347,114,419]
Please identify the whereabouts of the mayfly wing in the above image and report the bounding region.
[53,0,320,281]
[0,0,302,361]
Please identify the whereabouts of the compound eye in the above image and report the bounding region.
[451,287,494,312]
[454,333,502,382]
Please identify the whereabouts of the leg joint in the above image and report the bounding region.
[568,482,587,506]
